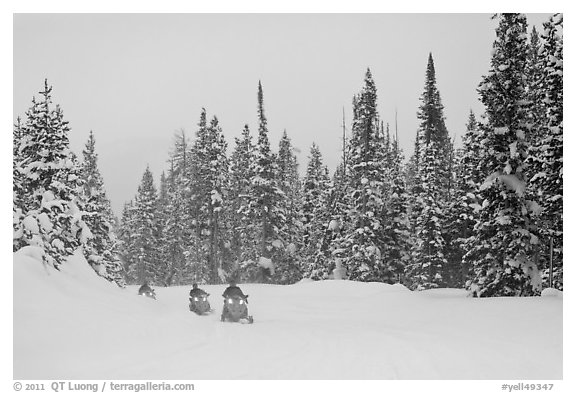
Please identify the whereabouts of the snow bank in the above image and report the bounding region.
[541,288,563,298]
[13,251,562,380]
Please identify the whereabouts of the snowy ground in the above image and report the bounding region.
[13,247,562,380]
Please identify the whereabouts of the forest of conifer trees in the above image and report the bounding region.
[13,13,563,297]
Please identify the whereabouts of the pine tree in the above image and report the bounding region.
[526,25,546,144]
[13,117,25,251]
[229,124,260,281]
[379,135,411,284]
[313,161,346,280]
[251,81,287,282]
[442,112,481,288]
[13,80,90,268]
[274,130,303,284]
[464,14,541,297]
[154,170,172,285]
[129,166,160,284]
[190,114,230,284]
[161,163,187,285]
[335,68,387,282]
[80,131,125,286]
[118,200,138,282]
[528,14,563,288]
[406,53,451,290]
[160,130,194,286]
[300,143,331,279]
[414,53,451,183]
[406,136,448,289]
[185,109,213,283]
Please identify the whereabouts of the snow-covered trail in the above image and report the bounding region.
[13,248,562,380]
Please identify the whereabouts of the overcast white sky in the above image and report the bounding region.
[13,13,553,215]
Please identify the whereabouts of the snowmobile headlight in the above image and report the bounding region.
[194,297,199,302]
[239,300,244,305]
[227,298,233,304]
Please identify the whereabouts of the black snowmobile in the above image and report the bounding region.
[221,295,254,324]
[189,293,212,315]
[139,288,156,300]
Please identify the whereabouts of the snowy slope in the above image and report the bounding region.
[13,247,562,380]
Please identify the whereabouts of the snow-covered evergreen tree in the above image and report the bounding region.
[444,111,482,287]
[13,80,90,268]
[406,137,448,289]
[13,117,25,252]
[301,143,332,279]
[406,53,451,290]
[154,170,172,284]
[315,161,348,280]
[159,130,194,286]
[250,81,287,282]
[335,68,387,282]
[464,14,541,297]
[80,131,125,286]
[528,14,563,289]
[118,200,138,281]
[189,114,231,284]
[128,166,160,284]
[413,53,451,185]
[379,134,411,284]
[525,25,546,148]
[273,130,303,284]
[229,124,261,281]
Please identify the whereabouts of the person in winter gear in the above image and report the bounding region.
[189,283,208,297]
[221,279,251,322]
[222,280,248,302]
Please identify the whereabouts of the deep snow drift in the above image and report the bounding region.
[13,247,562,380]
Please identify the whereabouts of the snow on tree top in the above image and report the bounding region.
[37,213,53,233]
[258,256,274,275]
[23,215,40,234]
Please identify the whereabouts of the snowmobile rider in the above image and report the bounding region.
[189,283,208,298]
[138,281,154,296]
[222,280,248,303]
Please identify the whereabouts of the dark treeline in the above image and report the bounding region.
[13,14,563,296]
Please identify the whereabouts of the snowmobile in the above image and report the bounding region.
[189,294,212,315]
[139,289,156,300]
[221,295,254,324]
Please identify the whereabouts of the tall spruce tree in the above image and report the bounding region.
[301,143,332,279]
[528,14,563,288]
[13,80,90,268]
[155,170,173,285]
[379,134,411,284]
[128,166,160,284]
[335,68,387,282]
[442,112,481,288]
[190,114,231,284]
[274,130,303,284]
[413,53,451,180]
[186,109,213,283]
[406,135,448,289]
[251,81,286,282]
[119,200,138,282]
[160,130,194,285]
[80,131,125,286]
[525,25,546,148]
[315,162,347,280]
[464,14,541,297]
[13,117,25,251]
[406,53,451,290]
[229,124,260,281]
